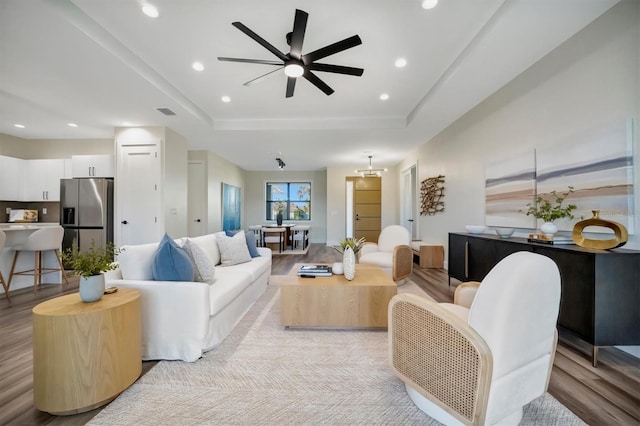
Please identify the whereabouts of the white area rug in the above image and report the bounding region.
[88,281,585,425]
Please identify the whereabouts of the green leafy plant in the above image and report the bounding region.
[333,237,367,254]
[522,186,577,222]
[61,241,123,278]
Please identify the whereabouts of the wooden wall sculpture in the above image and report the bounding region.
[420,175,445,216]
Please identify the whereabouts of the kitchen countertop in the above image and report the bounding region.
[0,223,60,231]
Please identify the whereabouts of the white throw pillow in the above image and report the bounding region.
[117,242,158,280]
[215,230,252,266]
[190,234,221,265]
[183,238,216,283]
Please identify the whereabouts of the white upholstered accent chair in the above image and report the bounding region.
[388,251,561,426]
[358,225,413,282]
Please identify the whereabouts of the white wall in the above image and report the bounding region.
[244,170,327,243]
[326,166,398,246]
[399,0,640,263]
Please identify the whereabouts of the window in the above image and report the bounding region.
[266,182,311,221]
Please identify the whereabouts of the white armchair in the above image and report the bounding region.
[358,225,413,282]
[388,251,561,425]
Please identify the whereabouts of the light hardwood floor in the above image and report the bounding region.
[0,244,638,425]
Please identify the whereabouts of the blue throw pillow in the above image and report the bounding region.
[151,233,194,281]
[226,229,260,258]
[244,231,260,258]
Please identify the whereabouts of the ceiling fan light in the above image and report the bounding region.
[284,63,304,78]
[422,0,438,10]
[142,3,159,18]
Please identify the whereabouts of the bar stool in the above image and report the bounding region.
[8,226,69,293]
[248,225,263,247]
[262,227,286,253]
[290,225,310,250]
[0,230,9,302]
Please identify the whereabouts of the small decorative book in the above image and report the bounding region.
[298,265,332,276]
[527,234,575,245]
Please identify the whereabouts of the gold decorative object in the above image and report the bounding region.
[572,210,628,249]
[420,175,445,216]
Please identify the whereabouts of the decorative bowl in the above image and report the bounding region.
[465,225,487,234]
[495,228,515,238]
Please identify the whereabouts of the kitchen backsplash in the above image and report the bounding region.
[0,201,60,223]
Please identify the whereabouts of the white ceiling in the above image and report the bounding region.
[0,0,619,171]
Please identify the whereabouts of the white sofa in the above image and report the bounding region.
[105,232,272,362]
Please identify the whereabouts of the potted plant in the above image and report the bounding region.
[62,241,122,302]
[522,186,577,236]
[333,237,367,255]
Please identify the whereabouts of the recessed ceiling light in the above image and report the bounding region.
[221,96,231,103]
[67,122,78,128]
[192,62,204,72]
[14,123,25,128]
[394,58,407,68]
[379,93,390,101]
[422,0,438,10]
[142,3,159,18]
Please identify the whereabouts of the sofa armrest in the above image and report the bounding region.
[104,278,211,362]
[104,263,122,281]
[257,246,272,257]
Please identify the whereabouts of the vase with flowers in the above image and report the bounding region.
[333,237,366,280]
[522,186,577,237]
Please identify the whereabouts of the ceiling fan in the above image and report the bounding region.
[218,9,364,98]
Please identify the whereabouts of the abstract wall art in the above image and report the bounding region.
[222,183,241,231]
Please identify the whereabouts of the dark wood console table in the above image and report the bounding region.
[448,232,640,367]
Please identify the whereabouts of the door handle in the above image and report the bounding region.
[194,219,201,222]
[356,213,359,221]
[121,220,128,225]
[408,219,414,222]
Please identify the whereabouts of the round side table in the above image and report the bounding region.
[32,288,141,415]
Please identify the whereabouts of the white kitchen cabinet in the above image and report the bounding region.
[72,154,114,178]
[0,155,23,201]
[22,159,65,201]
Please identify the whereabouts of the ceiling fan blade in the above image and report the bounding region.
[303,71,334,96]
[307,63,364,76]
[244,68,283,86]
[286,77,297,98]
[231,22,289,62]
[218,57,283,66]
[289,9,308,59]
[302,35,362,64]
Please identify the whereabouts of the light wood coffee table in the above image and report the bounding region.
[280,263,397,329]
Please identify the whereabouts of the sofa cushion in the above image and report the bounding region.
[216,231,252,266]
[118,242,158,280]
[182,238,215,284]
[152,233,194,281]
[208,268,253,316]
[190,233,221,266]
[358,251,393,269]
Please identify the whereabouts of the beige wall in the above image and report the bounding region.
[398,0,640,259]
[244,170,327,243]
[189,150,246,234]
[0,133,112,158]
[164,128,188,238]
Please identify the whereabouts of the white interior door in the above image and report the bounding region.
[188,160,206,237]
[117,144,161,245]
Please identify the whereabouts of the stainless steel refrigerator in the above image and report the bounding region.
[60,178,114,255]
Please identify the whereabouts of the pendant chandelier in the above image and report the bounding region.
[356,155,387,177]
